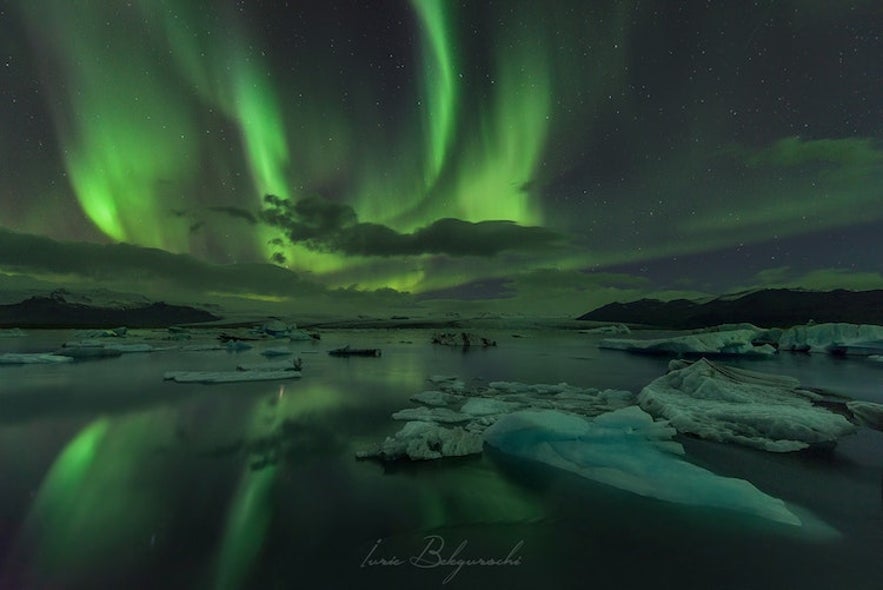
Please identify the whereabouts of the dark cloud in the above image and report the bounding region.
[0,228,324,298]
[261,195,564,257]
[207,206,259,224]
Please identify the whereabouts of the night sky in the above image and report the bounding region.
[1,1,881,312]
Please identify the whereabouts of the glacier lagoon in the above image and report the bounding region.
[1,329,882,589]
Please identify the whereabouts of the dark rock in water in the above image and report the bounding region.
[328,345,381,357]
[578,288,883,328]
[0,294,220,328]
[431,332,497,347]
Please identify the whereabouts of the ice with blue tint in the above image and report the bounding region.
[483,406,803,526]
[638,359,857,451]
[778,323,883,355]
[0,352,73,364]
[599,329,776,357]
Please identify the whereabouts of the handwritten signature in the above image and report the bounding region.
[361,535,524,584]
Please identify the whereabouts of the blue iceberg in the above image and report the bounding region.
[483,407,802,526]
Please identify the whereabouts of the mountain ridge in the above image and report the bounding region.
[578,288,883,328]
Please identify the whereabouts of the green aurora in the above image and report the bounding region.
[2,0,881,297]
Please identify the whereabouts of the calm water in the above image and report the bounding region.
[1,329,882,589]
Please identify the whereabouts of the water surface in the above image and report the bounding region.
[1,329,881,589]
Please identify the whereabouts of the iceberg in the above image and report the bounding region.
[260,319,290,337]
[409,390,464,407]
[391,407,472,424]
[600,329,775,357]
[483,407,802,526]
[163,370,302,384]
[846,401,883,431]
[0,352,73,364]
[777,323,883,355]
[637,359,857,451]
[579,324,630,335]
[363,378,639,462]
[356,421,483,461]
[54,340,175,359]
[288,329,314,342]
[181,343,225,351]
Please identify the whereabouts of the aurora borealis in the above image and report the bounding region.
[1,1,881,306]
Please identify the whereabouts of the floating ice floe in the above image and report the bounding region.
[637,358,857,451]
[0,352,73,365]
[777,323,883,356]
[579,324,630,335]
[356,421,483,461]
[483,407,802,526]
[73,327,127,338]
[391,407,472,424]
[58,340,171,356]
[426,375,467,392]
[236,359,302,372]
[846,401,883,432]
[288,329,314,342]
[600,329,775,357]
[409,390,464,406]
[359,378,637,461]
[180,343,226,352]
[54,342,122,359]
[260,319,290,337]
[164,370,302,384]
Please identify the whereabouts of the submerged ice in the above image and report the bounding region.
[483,407,803,526]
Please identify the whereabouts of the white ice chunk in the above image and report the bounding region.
[579,324,630,335]
[288,329,314,341]
[261,319,290,336]
[460,398,522,416]
[0,352,74,364]
[180,343,225,351]
[484,407,802,526]
[778,323,883,355]
[410,390,463,407]
[600,329,775,357]
[637,359,857,451]
[846,401,883,432]
[391,407,472,424]
[356,421,483,461]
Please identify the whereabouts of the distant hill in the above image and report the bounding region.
[578,289,883,329]
[0,291,221,328]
